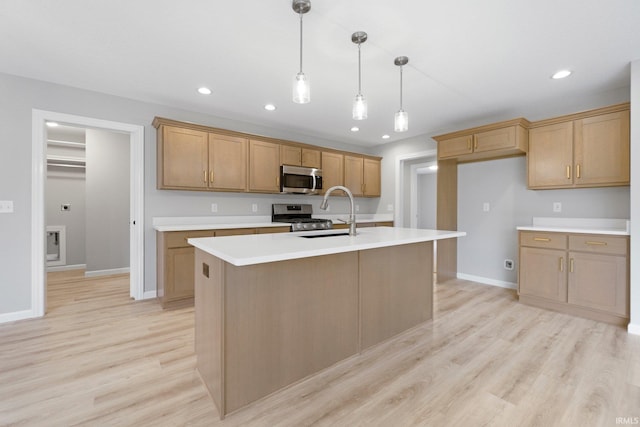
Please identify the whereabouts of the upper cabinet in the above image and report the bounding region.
[528,106,629,189]
[321,151,344,194]
[153,117,381,196]
[249,139,280,193]
[280,145,321,168]
[157,125,247,191]
[435,118,530,162]
[344,155,380,197]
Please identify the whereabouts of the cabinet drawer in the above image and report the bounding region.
[165,230,216,248]
[214,228,256,237]
[568,235,628,255]
[519,231,567,250]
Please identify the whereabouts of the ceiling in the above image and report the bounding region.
[1,0,639,147]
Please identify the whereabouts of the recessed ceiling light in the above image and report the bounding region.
[382,134,390,139]
[264,104,277,111]
[46,122,59,127]
[551,70,572,79]
[198,87,212,95]
[351,126,359,132]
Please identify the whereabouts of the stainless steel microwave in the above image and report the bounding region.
[280,165,322,194]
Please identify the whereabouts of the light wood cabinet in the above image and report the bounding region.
[436,119,529,162]
[159,126,209,189]
[249,139,280,193]
[157,125,247,191]
[344,156,381,197]
[528,108,629,189]
[280,145,321,169]
[208,133,248,191]
[157,226,289,308]
[321,151,344,194]
[518,230,629,325]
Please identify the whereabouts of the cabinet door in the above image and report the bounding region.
[574,111,630,187]
[527,122,573,189]
[474,126,516,153]
[301,148,321,168]
[519,247,567,302]
[344,155,364,196]
[280,145,302,166]
[209,133,248,191]
[161,126,209,188]
[321,152,344,194]
[166,247,196,301]
[363,158,381,197]
[249,139,280,192]
[568,252,628,316]
[437,135,473,159]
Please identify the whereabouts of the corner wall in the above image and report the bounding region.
[629,59,640,334]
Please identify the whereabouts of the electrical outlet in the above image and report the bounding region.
[483,202,490,212]
[356,204,360,212]
[252,203,258,213]
[553,202,562,213]
[504,259,514,270]
[0,200,14,213]
[211,203,218,213]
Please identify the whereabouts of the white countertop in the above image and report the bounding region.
[517,217,630,236]
[152,214,394,232]
[189,227,465,266]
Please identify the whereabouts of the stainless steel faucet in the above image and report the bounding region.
[320,185,356,236]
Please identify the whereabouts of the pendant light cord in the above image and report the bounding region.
[399,65,403,109]
[357,43,362,95]
[299,12,304,74]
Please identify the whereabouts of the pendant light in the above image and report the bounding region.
[394,56,409,132]
[352,31,368,120]
[292,0,311,104]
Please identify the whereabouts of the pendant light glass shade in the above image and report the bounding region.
[352,31,368,120]
[293,72,310,104]
[292,0,311,104]
[394,110,408,132]
[394,56,409,132]
[353,94,367,120]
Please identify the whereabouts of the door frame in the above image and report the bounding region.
[394,150,437,227]
[409,161,438,229]
[31,109,145,316]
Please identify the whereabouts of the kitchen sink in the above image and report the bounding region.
[299,232,351,239]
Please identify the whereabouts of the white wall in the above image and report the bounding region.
[458,157,630,285]
[629,59,640,333]
[85,129,130,274]
[417,173,437,229]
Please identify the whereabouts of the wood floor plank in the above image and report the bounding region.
[1,273,639,426]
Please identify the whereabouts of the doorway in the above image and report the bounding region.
[31,110,145,317]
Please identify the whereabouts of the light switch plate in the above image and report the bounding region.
[483,202,490,212]
[0,200,14,213]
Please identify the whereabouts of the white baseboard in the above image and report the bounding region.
[47,263,86,272]
[85,267,130,277]
[0,309,37,324]
[628,323,640,336]
[142,290,157,300]
[456,273,517,290]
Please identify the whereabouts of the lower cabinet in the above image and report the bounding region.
[157,226,289,308]
[518,231,629,325]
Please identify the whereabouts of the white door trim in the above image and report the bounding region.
[32,109,145,317]
[409,161,438,229]
[394,150,437,227]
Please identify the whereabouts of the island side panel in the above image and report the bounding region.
[223,252,359,415]
[359,241,434,350]
[194,248,225,417]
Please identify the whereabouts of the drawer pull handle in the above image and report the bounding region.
[559,257,564,272]
[566,165,571,180]
[576,164,581,179]
[210,170,214,184]
[585,241,607,246]
[570,258,574,273]
[534,237,551,242]
[467,139,471,150]
[203,170,207,183]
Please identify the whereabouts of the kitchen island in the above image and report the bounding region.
[188,227,465,419]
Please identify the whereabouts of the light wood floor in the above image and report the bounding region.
[1,272,639,426]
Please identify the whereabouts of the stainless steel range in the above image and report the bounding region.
[272,203,333,232]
